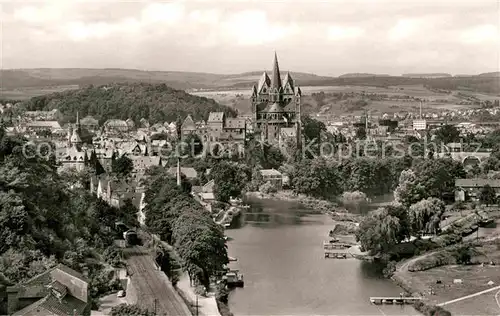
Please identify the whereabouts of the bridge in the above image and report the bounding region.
[436,152,491,164]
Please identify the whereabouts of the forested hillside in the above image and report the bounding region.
[21,83,237,124]
[0,131,139,312]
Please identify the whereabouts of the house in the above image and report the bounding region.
[192,180,216,203]
[94,176,140,208]
[167,167,198,180]
[7,264,90,316]
[455,178,500,201]
[129,156,161,178]
[103,119,129,133]
[260,169,283,188]
[79,116,99,131]
[25,121,61,134]
[206,112,246,144]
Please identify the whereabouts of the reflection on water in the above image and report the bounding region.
[226,198,416,316]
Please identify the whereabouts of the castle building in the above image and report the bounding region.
[251,52,302,145]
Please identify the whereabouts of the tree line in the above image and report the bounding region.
[142,167,228,289]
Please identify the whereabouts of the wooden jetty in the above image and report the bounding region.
[323,241,352,250]
[324,251,351,259]
[370,297,422,305]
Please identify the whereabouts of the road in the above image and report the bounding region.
[437,285,500,307]
[495,289,500,313]
[124,247,192,316]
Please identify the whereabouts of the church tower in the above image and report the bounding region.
[251,53,301,147]
[69,112,82,150]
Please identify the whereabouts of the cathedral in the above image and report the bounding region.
[251,53,302,146]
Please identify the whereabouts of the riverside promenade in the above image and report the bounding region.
[176,273,222,316]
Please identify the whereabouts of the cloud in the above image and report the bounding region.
[66,18,142,41]
[388,19,422,41]
[327,26,364,40]
[141,2,185,24]
[2,0,499,75]
[222,10,299,46]
[460,24,500,44]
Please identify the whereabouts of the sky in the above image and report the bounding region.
[1,0,499,76]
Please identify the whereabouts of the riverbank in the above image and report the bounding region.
[393,233,500,315]
[245,190,337,213]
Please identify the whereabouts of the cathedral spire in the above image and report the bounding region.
[271,51,281,90]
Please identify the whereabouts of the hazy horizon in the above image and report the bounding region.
[2,0,499,76]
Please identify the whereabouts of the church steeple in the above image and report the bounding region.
[76,111,81,134]
[271,51,282,90]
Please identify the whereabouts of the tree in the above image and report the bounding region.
[479,184,496,206]
[412,158,466,201]
[340,191,369,213]
[408,198,445,236]
[356,127,366,140]
[302,116,326,142]
[394,170,425,207]
[289,158,341,199]
[112,155,133,177]
[434,124,460,144]
[211,161,250,203]
[356,207,402,255]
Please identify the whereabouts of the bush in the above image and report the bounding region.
[414,301,452,316]
[194,284,207,297]
[383,261,397,278]
[110,303,155,316]
[259,181,277,194]
[433,233,462,247]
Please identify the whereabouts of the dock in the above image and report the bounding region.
[323,241,352,250]
[369,297,422,305]
[324,251,351,259]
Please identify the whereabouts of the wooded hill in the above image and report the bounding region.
[21,83,237,125]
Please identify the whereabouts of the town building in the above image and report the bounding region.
[167,167,198,180]
[103,119,129,134]
[58,114,88,172]
[93,175,141,208]
[454,179,500,201]
[25,121,62,134]
[251,53,302,145]
[260,168,283,189]
[78,116,98,132]
[7,264,90,316]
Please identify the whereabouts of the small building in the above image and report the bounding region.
[455,178,500,201]
[167,167,198,180]
[103,119,129,133]
[25,121,61,133]
[7,264,90,316]
[79,116,99,131]
[260,169,283,188]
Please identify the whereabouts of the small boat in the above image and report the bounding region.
[228,256,237,262]
[223,270,244,287]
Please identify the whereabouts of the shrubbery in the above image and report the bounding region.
[110,304,155,316]
[414,301,452,316]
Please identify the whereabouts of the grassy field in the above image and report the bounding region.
[0,85,79,100]
[410,265,500,315]
[198,84,494,116]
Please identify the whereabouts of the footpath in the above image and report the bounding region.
[176,272,222,316]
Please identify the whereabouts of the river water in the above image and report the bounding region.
[225,198,417,315]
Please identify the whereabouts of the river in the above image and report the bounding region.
[225,198,417,315]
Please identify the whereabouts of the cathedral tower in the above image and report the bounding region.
[251,53,301,147]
